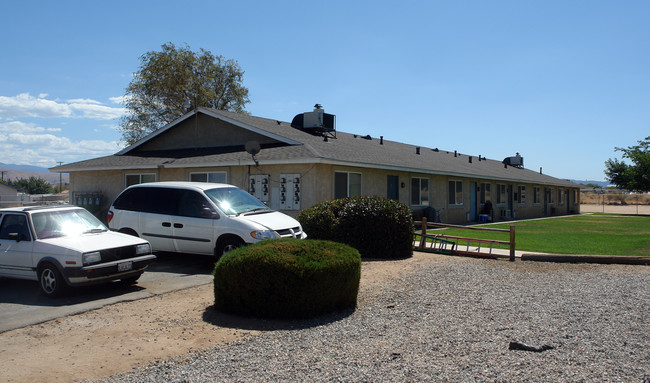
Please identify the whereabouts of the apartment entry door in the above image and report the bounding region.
[387,175,399,200]
[470,182,477,221]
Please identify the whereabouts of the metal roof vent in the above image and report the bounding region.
[291,104,336,138]
[502,152,524,168]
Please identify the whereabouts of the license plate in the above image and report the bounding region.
[118,261,133,272]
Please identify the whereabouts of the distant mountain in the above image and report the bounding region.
[570,179,610,188]
[0,163,69,185]
[0,162,52,173]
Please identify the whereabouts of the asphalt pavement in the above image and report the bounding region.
[0,253,215,333]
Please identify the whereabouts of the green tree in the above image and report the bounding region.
[604,136,650,192]
[119,42,250,145]
[10,177,53,195]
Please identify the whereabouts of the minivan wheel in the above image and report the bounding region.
[217,237,244,257]
[39,263,67,298]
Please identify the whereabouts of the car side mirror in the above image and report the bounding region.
[8,232,20,242]
[199,208,219,220]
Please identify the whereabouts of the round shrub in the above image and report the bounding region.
[297,196,414,259]
[213,238,361,319]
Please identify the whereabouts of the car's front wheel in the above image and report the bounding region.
[38,263,67,298]
[216,236,244,258]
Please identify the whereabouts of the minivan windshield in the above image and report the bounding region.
[204,187,270,216]
[32,209,108,239]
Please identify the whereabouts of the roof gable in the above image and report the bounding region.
[117,107,301,155]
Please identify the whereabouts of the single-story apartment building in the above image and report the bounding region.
[51,105,581,223]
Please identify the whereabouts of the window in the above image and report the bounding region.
[480,183,491,204]
[517,186,526,204]
[411,177,429,205]
[189,172,227,183]
[177,190,215,218]
[448,180,463,205]
[558,188,563,204]
[496,184,506,204]
[548,188,555,203]
[534,187,541,204]
[334,172,362,199]
[125,173,156,187]
[573,189,578,204]
[0,214,31,241]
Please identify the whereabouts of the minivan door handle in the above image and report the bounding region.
[173,223,183,228]
[162,222,171,227]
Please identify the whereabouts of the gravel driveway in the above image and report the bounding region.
[92,255,649,383]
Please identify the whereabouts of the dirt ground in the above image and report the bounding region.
[1,253,439,383]
[580,203,650,215]
[2,205,647,383]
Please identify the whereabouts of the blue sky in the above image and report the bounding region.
[1,0,648,181]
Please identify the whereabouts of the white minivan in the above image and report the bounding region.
[107,182,307,257]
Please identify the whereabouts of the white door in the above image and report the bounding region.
[171,190,216,255]
[0,214,35,279]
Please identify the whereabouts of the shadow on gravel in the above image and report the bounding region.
[201,305,356,331]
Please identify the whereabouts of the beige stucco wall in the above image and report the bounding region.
[68,164,580,224]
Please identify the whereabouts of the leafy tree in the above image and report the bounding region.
[604,136,650,192]
[9,177,53,195]
[119,42,250,145]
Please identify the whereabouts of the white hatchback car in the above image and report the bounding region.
[107,182,307,257]
[0,205,156,297]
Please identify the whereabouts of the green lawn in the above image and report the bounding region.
[423,214,650,256]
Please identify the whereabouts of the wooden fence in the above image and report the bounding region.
[414,217,516,261]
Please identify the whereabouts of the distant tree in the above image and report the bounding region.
[604,136,650,192]
[9,177,53,195]
[119,42,250,145]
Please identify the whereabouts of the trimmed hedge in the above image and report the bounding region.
[213,238,361,319]
[297,196,414,259]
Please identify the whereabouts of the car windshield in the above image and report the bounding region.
[32,209,107,239]
[204,187,269,216]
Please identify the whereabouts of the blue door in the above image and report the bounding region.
[470,182,477,221]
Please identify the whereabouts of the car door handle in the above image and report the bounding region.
[162,222,171,227]
[173,223,183,228]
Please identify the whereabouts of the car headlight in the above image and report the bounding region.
[136,243,151,255]
[250,230,276,240]
[83,251,102,265]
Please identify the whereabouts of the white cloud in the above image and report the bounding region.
[0,93,125,120]
[109,96,126,105]
[67,98,103,105]
[0,120,122,167]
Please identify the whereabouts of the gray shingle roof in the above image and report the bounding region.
[53,108,578,187]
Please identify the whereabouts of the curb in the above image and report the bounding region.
[520,253,650,265]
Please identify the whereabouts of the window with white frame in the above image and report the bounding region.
[517,186,526,204]
[410,177,429,206]
[548,188,555,203]
[573,189,578,204]
[125,173,156,187]
[448,180,463,205]
[496,184,506,204]
[480,183,491,204]
[534,187,541,204]
[189,171,227,183]
[334,172,362,199]
[558,188,563,204]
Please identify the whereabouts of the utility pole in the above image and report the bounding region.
[56,161,63,193]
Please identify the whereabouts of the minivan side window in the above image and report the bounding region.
[177,190,216,218]
[114,187,183,215]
